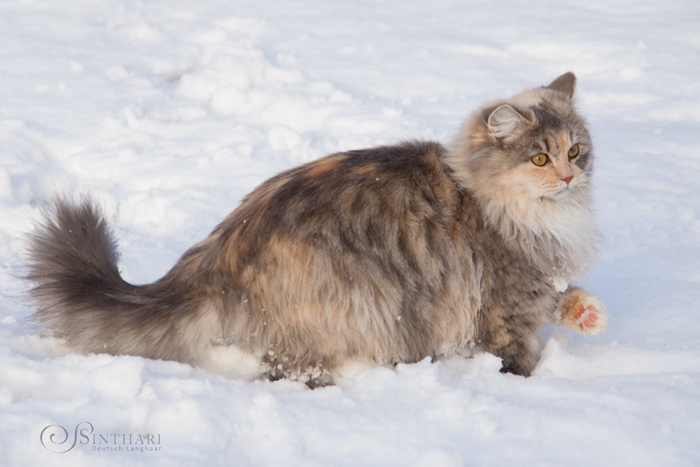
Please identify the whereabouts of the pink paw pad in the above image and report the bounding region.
[575,305,597,329]
[572,300,608,336]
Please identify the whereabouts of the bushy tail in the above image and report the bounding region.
[26,198,213,364]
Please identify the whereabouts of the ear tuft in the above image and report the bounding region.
[546,72,577,99]
[486,104,533,140]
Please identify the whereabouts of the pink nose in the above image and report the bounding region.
[561,175,573,185]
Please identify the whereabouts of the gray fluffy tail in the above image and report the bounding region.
[26,198,211,364]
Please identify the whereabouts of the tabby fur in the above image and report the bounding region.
[26,72,609,386]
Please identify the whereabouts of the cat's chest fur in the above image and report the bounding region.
[453,188,562,345]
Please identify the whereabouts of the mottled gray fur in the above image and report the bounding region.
[26,73,608,387]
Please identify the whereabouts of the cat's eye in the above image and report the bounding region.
[531,154,548,166]
[568,144,580,159]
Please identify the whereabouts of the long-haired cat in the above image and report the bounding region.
[26,72,609,387]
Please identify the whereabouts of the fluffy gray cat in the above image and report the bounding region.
[26,72,608,387]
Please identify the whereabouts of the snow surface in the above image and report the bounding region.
[1,0,700,465]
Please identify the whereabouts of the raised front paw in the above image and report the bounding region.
[556,289,609,336]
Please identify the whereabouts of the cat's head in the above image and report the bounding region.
[448,72,593,209]
[447,73,598,276]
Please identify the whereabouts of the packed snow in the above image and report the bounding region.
[1,0,700,465]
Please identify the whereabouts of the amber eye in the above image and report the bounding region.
[531,154,548,166]
[568,144,580,159]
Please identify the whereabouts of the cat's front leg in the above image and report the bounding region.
[554,286,609,336]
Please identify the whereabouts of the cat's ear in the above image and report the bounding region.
[546,72,577,99]
[486,104,535,140]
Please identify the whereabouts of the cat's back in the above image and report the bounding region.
[213,140,463,250]
[260,139,453,207]
[168,140,471,281]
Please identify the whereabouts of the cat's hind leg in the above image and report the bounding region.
[262,348,336,389]
[555,287,609,336]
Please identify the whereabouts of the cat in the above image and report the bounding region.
[26,72,609,387]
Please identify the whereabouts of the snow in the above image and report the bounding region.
[1,0,700,465]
